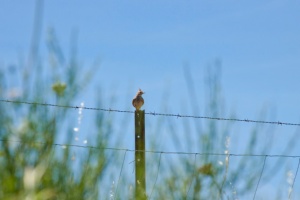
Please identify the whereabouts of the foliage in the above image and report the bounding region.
[0,28,112,200]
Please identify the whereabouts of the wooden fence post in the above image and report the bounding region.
[135,110,146,199]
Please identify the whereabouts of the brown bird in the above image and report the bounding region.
[132,89,144,110]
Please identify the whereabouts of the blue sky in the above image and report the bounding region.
[1,1,300,120]
[1,0,300,198]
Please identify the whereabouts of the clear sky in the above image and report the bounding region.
[1,0,300,198]
[1,1,300,119]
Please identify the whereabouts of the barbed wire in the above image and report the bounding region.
[0,99,133,114]
[1,139,300,158]
[1,99,300,126]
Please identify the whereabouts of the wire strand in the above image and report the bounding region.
[253,156,267,200]
[186,153,198,198]
[1,139,300,158]
[149,153,162,199]
[288,158,300,200]
[1,99,299,126]
[115,150,127,199]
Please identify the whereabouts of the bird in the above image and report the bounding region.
[132,89,144,110]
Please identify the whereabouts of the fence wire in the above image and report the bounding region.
[289,158,300,200]
[1,139,300,158]
[149,153,162,199]
[1,98,300,199]
[253,156,267,200]
[1,99,300,126]
[0,139,299,199]
[115,150,127,197]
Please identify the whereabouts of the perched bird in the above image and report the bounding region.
[132,89,144,110]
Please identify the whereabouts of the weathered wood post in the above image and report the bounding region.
[135,110,146,199]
